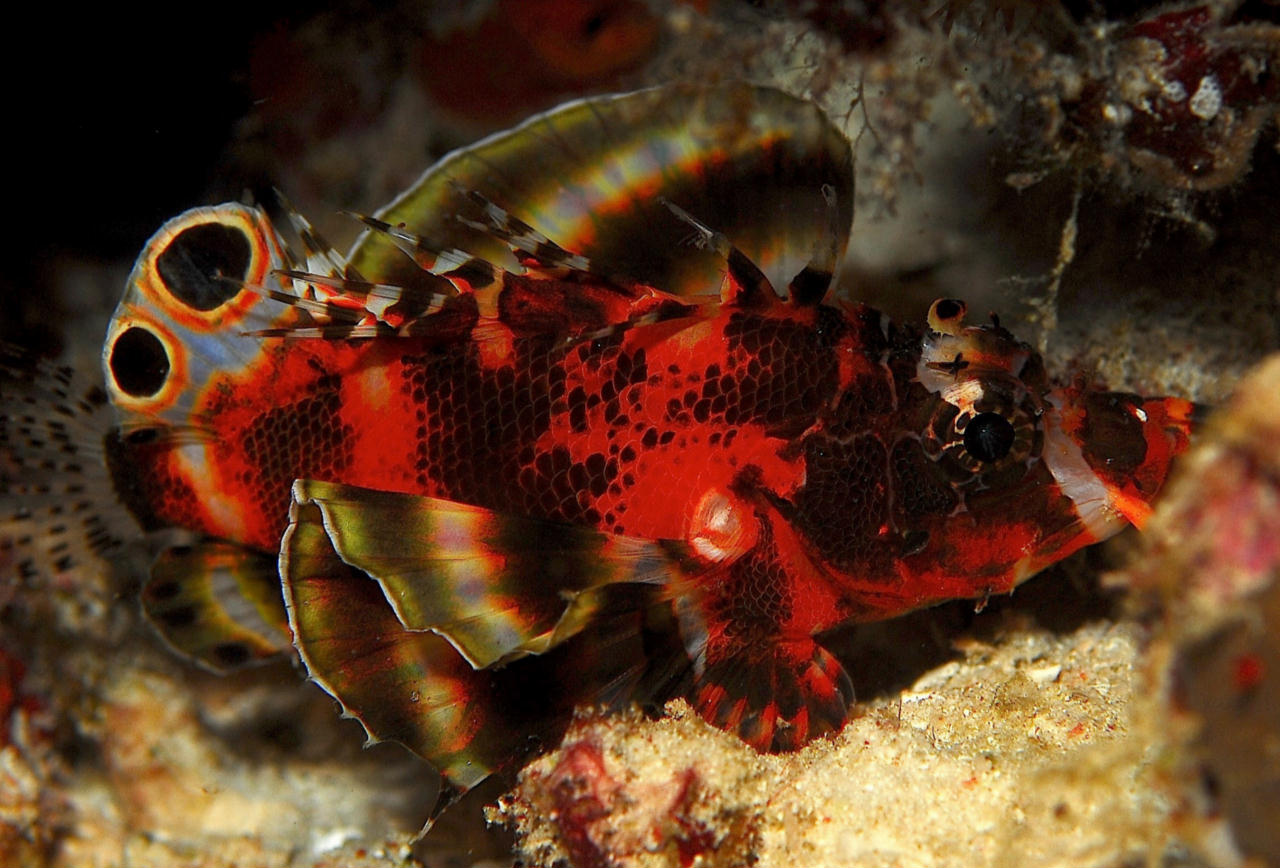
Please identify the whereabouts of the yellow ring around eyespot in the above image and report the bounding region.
[103,312,187,416]
[131,206,286,333]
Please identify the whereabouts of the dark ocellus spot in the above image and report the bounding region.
[109,327,170,397]
[146,579,181,601]
[964,412,1015,463]
[211,641,252,668]
[156,222,252,310]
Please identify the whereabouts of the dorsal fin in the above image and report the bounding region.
[245,270,455,339]
[787,183,843,306]
[346,83,853,303]
[103,204,306,430]
[455,189,597,276]
[276,189,365,284]
[659,198,779,309]
[259,209,701,344]
[347,213,495,290]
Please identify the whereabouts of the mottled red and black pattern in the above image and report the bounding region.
[111,298,864,551]
[84,84,1198,814]
[108,270,1194,758]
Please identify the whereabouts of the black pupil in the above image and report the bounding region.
[155,222,252,311]
[109,327,170,398]
[964,412,1016,463]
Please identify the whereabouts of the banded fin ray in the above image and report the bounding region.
[658,198,778,308]
[455,189,597,276]
[281,491,660,822]
[142,541,292,672]
[276,190,365,283]
[260,213,702,344]
[347,212,494,283]
[243,271,454,338]
[692,636,855,753]
[288,479,688,668]
[347,83,854,303]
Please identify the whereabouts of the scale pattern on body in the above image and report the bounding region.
[1,83,1194,820]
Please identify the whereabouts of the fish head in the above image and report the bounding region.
[796,298,1195,617]
[907,298,1194,600]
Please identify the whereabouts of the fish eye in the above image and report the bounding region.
[109,326,170,397]
[155,221,252,311]
[925,392,1041,481]
[963,412,1016,463]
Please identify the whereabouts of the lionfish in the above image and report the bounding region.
[1,83,1193,819]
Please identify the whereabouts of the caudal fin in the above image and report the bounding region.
[0,346,139,591]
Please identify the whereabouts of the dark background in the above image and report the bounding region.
[6,5,320,352]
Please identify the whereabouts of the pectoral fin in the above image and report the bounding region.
[289,479,685,668]
[280,494,664,821]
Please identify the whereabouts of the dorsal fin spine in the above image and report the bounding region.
[786,182,843,307]
[658,198,779,309]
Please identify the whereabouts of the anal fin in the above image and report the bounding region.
[141,541,291,673]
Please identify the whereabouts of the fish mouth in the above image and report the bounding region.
[1042,387,1196,536]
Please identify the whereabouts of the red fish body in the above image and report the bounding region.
[8,84,1194,815]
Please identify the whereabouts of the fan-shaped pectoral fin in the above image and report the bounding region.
[280,484,687,817]
[673,485,856,752]
[288,478,685,668]
[692,632,855,753]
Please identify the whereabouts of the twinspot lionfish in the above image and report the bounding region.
[1,83,1193,819]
